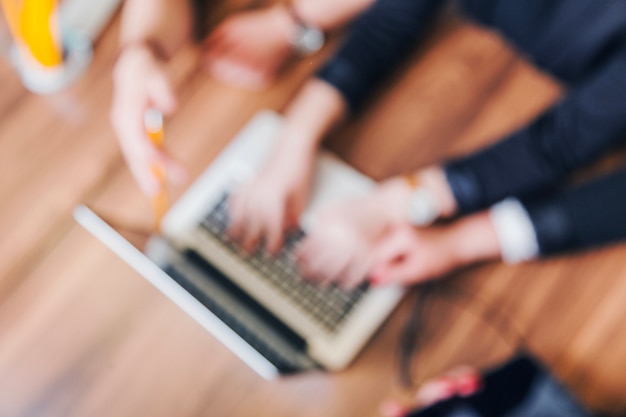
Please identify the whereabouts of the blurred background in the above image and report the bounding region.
[1,1,626,417]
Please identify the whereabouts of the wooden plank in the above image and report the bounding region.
[0,15,123,294]
[328,17,516,179]
[1,5,626,417]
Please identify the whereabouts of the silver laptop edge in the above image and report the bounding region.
[76,110,405,375]
[161,111,404,370]
[73,205,279,379]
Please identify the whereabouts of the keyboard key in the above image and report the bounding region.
[199,193,368,333]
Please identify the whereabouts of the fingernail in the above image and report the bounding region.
[417,379,456,407]
[431,379,456,399]
[456,374,482,397]
[369,275,385,287]
[379,401,408,417]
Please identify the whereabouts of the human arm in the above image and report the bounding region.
[222,0,441,248]
[443,0,626,213]
[227,79,346,253]
[203,0,377,89]
[118,0,191,57]
[321,0,626,213]
[444,49,626,214]
[297,204,501,288]
[374,168,626,285]
[292,0,378,31]
[317,0,443,112]
[293,167,457,287]
[298,165,626,286]
[110,0,192,195]
[371,212,501,286]
[518,168,626,256]
[298,0,626,284]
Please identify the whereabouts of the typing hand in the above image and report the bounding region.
[295,204,377,289]
[294,180,413,288]
[380,366,482,417]
[368,223,459,286]
[227,148,315,254]
[370,211,502,286]
[110,45,187,196]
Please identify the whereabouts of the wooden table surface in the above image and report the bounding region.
[1,5,626,417]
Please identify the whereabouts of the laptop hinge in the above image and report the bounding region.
[148,240,320,374]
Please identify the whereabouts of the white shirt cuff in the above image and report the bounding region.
[489,198,540,264]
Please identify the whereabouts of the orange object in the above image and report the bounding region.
[1,0,63,68]
[404,172,421,189]
[144,109,168,233]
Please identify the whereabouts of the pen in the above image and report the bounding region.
[144,109,168,232]
[1,0,63,67]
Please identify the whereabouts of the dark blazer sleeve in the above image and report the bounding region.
[520,169,626,257]
[444,46,626,214]
[316,0,443,113]
[442,0,626,214]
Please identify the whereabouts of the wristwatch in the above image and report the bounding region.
[284,4,325,56]
[404,174,440,226]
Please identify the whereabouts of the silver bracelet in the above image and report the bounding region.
[404,174,440,226]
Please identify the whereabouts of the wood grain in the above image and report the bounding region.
[0,4,625,417]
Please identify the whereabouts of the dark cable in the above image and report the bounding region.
[397,280,438,387]
[396,274,528,388]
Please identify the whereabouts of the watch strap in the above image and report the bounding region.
[284,3,308,28]
[283,4,324,55]
[404,173,440,226]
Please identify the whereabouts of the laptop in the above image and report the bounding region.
[74,110,405,379]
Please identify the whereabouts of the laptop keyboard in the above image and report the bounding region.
[163,259,318,374]
[199,193,368,334]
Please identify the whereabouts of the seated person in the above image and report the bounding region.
[225,0,626,285]
[109,0,375,196]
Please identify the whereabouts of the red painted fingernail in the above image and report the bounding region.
[456,374,482,397]
[369,275,384,286]
[432,377,457,398]
[379,401,409,417]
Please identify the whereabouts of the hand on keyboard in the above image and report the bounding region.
[201,193,369,333]
[294,193,390,288]
[227,148,315,254]
[294,179,449,288]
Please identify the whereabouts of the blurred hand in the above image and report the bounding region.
[294,179,413,287]
[295,197,378,288]
[368,223,462,286]
[228,78,345,255]
[298,219,459,288]
[379,366,482,417]
[370,210,502,286]
[202,6,297,90]
[228,148,315,254]
[110,46,187,196]
[295,173,497,287]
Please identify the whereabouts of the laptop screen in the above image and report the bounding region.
[73,205,306,379]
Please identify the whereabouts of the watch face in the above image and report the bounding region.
[408,188,439,226]
[294,27,324,55]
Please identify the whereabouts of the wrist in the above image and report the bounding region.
[376,178,414,224]
[273,3,325,55]
[271,5,300,42]
[113,41,162,84]
[386,167,454,227]
[449,212,502,265]
[417,166,458,218]
[275,136,317,163]
[117,38,170,64]
[282,79,346,149]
